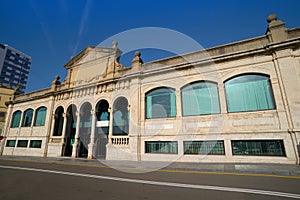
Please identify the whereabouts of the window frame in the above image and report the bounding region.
[145,87,177,119]
[181,81,221,116]
[17,140,28,148]
[184,140,225,155]
[231,140,286,156]
[34,107,47,126]
[224,74,276,113]
[10,110,22,128]
[145,141,178,154]
[21,109,34,127]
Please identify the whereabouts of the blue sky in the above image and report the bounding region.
[1,0,299,93]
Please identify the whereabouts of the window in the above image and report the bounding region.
[34,107,47,126]
[231,140,286,156]
[181,81,220,116]
[146,87,176,119]
[6,140,16,147]
[145,141,178,154]
[29,140,42,148]
[184,141,225,155]
[17,140,28,148]
[225,74,275,112]
[22,109,33,127]
[11,110,22,128]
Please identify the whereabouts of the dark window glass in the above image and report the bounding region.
[145,141,178,154]
[11,110,22,128]
[232,140,286,156]
[184,141,225,155]
[22,109,33,127]
[6,140,16,147]
[17,140,28,148]
[29,140,42,148]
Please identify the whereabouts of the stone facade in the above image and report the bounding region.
[1,15,300,164]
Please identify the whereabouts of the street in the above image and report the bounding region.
[0,159,299,200]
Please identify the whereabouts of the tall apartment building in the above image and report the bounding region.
[0,44,31,94]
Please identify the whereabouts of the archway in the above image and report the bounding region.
[95,100,110,159]
[63,104,77,157]
[53,106,64,136]
[78,102,92,158]
[113,97,129,135]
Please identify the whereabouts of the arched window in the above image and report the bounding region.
[113,97,129,135]
[225,74,275,112]
[181,81,220,116]
[146,87,176,119]
[34,107,47,126]
[22,109,33,127]
[11,110,22,128]
[53,107,64,136]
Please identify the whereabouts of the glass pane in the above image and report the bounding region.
[184,141,225,155]
[22,109,33,127]
[30,140,42,148]
[182,82,220,116]
[146,88,176,119]
[145,141,178,154]
[231,140,286,156]
[17,140,28,148]
[225,75,275,112]
[11,111,21,128]
[34,107,47,126]
[6,140,16,147]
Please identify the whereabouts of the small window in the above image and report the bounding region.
[17,140,28,148]
[6,140,16,147]
[145,141,178,154]
[231,140,286,156]
[146,87,176,119]
[184,141,225,155]
[29,140,42,148]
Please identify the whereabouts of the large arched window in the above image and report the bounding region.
[34,107,47,126]
[146,87,176,119]
[11,110,22,128]
[181,81,220,116]
[22,109,33,127]
[225,74,275,112]
[53,106,64,136]
[113,97,129,135]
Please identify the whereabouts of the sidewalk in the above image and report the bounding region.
[1,155,300,177]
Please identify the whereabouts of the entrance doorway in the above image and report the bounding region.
[62,105,77,157]
[95,100,110,159]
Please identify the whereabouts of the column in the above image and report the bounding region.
[49,114,56,140]
[108,108,113,144]
[87,110,96,159]
[71,112,80,158]
[61,113,67,143]
[60,113,68,156]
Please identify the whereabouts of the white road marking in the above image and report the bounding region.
[0,165,300,199]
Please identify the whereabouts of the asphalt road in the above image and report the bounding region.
[0,160,299,200]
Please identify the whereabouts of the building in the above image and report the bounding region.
[0,44,32,94]
[1,14,300,164]
[0,85,17,135]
